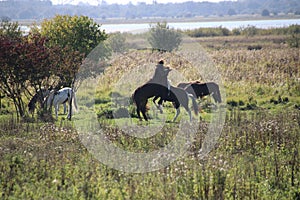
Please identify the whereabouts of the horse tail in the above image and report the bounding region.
[188,94,199,116]
[72,89,78,111]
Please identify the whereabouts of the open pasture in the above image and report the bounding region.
[0,34,299,199]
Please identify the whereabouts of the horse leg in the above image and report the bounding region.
[153,96,163,114]
[136,104,142,121]
[183,99,193,122]
[63,103,67,114]
[158,98,165,114]
[173,107,180,122]
[141,102,148,121]
[153,96,159,107]
[188,109,192,122]
[55,104,58,119]
[67,99,72,120]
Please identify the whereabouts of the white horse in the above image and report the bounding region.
[46,87,78,119]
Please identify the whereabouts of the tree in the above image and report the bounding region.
[40,15,109,57]
[0,34,59,118]
[0,36,27,118]
[262,9,270,16]
[228,8,237,16]
[107,32,127,53]
[38,15,110,89]
[148,22,182,52]
[0,18,23,39]
[0,24,83,118]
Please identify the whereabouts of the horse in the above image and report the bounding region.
[178,81,222,103]
[28,88,51,115]
[132,83,198,122]
[46,87,78,120]
[152,81,221,113]
[177,81,201,89]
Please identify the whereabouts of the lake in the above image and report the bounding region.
[21,18,299,34]
[101,18,300,33]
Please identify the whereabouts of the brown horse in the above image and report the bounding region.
[178,81,222,103]
[132,83,198,122]
[153,81,221,113]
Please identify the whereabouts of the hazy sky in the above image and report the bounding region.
[51,0,236,6]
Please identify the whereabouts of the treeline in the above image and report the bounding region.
[0,0,300,20]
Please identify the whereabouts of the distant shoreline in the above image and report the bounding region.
[16,14,300,26]
[96,15,300,25]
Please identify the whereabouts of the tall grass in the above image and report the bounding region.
[0,33,299,199]
[0,110,299,199]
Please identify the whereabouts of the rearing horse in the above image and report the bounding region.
[132,61,198,122]
[133,83,198,122]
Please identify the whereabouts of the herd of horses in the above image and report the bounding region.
[28,61,222,122]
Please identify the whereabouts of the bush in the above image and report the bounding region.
[185,26,231,37]
[107,32,127,53]
[287,24,300,48]
[148,22,182,52]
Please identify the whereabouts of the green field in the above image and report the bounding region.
[0,32,299,199]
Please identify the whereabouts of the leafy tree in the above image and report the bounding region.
[0,34,58,118]
[107,32,127,53]
[0,21,83,118]
[228,8,237,16]
[0,36,27,118]
[38,15,110,89]
[0,18,23,39]
[148,22,182,52]
[262,9,270,16]
[40,15,109,57]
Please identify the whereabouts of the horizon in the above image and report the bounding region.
[51,0,237,6]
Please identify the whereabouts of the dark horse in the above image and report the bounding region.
[152,81,221,114]
[132,83,198,122]
[178,81,222,103]
[28,88,51,114]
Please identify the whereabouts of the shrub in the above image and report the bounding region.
[185,26,231,37]
[107,32,127,53]
[148,22,182,52]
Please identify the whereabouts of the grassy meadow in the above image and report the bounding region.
[0,31,299,199]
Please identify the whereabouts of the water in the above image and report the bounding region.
[101,18,300,33]
[21,18,299,34]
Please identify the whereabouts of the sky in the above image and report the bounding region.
[51,0,235,6]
